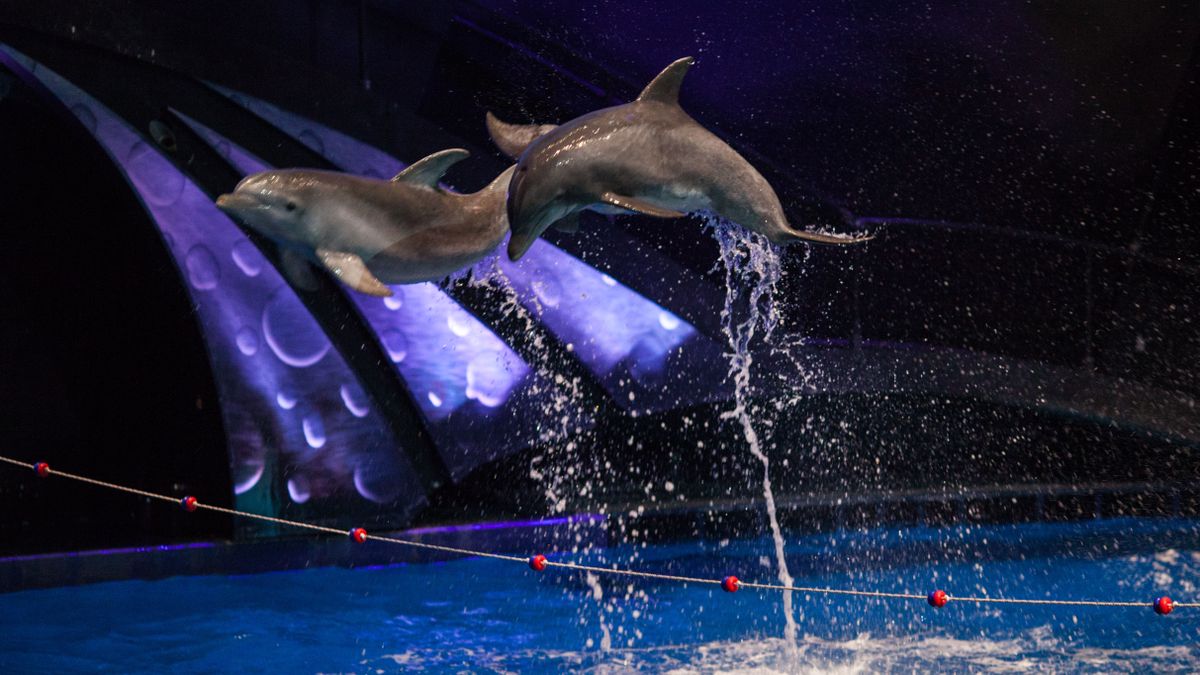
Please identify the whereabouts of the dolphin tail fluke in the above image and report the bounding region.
[317,249,393,297]
[636,57,694,105]
[485,112,558,159]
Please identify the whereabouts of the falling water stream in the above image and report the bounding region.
[710,220,799,656]
[471,228,801,658]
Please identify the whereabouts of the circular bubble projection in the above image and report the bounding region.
[466,350,523,407]
[185,244,220,291]
[262,287,331,367]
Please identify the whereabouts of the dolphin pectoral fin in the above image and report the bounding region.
[551,213,581,234]
[485,112,558,159]
[636,57,694,105]
[599,192,686,219]
[781,228,874,246]
[392,148,470,190]
[316,249,392,297]
[279,248,320,292]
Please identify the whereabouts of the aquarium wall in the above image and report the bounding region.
[0,1,1196,556]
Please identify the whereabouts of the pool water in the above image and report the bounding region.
[2,519,1197,673]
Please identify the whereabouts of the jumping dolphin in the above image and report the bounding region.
[487,57,871,261]
[214,149,514,297]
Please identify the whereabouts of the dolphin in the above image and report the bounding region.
[487,57,871,261]
[215,149,514,297]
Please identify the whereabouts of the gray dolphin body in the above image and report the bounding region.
[489,57,870,261]
[215,149,514,297]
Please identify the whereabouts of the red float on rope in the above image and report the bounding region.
[1155,596,1174,615]
[1,453,1194,615]
[928,590,949,608]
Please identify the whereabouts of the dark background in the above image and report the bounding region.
[0,0,1196,555]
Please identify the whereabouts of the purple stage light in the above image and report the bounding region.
[4,45,425,523]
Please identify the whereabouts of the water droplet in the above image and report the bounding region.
[231,239,264,277]
[262,286,331,367]
[235,327,259,356]
[381,329,408,362]
[185,244,220,290]
[658,312,681,331]
[126,140,185,206]
[302,414,326,449]
[340,383,370,418]
[428,391,443,407]
[601,274,618,287]
[276,391,297,410]
[286,476,311,503]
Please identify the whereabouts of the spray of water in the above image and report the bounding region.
[463,256,624,648]
[462,258,584,510]
[708,217,800,653]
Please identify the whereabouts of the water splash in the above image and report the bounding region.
[462,256,624,645]
[708,217,799,653]
[464,258,585,514]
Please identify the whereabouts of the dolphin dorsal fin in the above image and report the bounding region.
[636,57,694,105]
[392,148,470,189]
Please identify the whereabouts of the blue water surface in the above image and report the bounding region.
[2,518,1197,673]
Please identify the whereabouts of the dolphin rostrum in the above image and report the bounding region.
[488,57,871,261]
[215,149,515,297]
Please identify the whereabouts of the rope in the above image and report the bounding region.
[4,455,1195,610]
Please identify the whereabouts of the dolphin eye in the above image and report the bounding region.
[285,201,297,212]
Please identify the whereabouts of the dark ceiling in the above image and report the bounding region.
[2,1,1198,254]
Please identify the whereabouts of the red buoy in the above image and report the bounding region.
[180,496,198,512]
[349,527,368,543]
[529,554,548,571]
[1154,596,1174,615]
[928,590,949,608]
[33,462,50,478]
[722,576,740,593]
